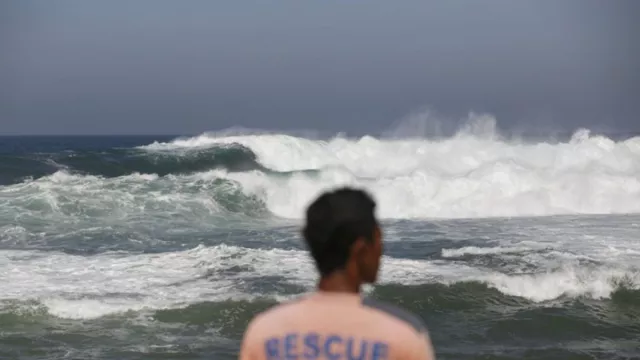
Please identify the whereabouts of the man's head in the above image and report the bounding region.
[302,187,382,286]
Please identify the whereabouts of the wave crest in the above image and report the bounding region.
[2,118,640,220]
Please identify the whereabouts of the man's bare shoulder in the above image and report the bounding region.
[245,295,308,332]
[362,297,428,335]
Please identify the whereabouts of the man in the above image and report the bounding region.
[239,187,436,360]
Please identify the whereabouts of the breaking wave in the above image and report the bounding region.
[2,117,640,220]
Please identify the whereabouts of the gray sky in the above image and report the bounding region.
[2,0,638,135]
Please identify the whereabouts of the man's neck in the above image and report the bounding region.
[317,271,361,294]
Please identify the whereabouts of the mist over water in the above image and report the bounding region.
[1,115,639,359]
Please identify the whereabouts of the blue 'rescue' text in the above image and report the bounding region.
[264,333,389,360]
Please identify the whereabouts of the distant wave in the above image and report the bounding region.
[0,144,266,185]
[1,117,640,220]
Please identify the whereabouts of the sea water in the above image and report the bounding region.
[1,124,639,359]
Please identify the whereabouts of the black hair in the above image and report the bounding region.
[302,187,378,277]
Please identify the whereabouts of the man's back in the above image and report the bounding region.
[239,291,436,360]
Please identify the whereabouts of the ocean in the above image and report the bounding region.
[1,126,639,359]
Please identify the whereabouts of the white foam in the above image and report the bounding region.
[478,266,639,302]
[441,245,535,258]
[2,117,640,221]
[0,244,470,319]
[0,170,256,239]
[138,116,640,219]
[0,245,293,319]
[1,244,638,319]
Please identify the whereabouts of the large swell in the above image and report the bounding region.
[2,118,640,222]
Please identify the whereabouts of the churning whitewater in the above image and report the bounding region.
[140,124,640,219]
[3,120,640,220]
[1,121,640,359]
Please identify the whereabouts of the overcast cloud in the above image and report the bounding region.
[1,0,638,135]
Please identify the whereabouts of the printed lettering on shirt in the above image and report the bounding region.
[264,333,389,360]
